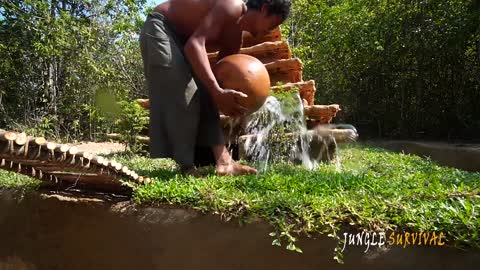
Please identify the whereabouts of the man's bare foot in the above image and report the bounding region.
[216,162,258,176]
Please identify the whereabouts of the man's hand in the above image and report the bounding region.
[212,88,249,117]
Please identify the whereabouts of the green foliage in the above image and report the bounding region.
[0,171,41,190]
[107,144,480,261]
[0,0,148,140]
[2,0,477,142]
[113,100,149,154]
[283,0,480,139]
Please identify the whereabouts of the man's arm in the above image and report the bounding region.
[183,0,248,116]
[183,1,241,96]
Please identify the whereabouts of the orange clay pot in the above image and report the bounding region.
[213,54,270,114]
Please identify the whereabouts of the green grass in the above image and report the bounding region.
[1,143,479,261]
[0,170,41,190]
[112,143,480,257]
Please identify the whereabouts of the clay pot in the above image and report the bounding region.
[213,54,270,114]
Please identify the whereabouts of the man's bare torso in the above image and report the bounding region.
[155,0,245,52]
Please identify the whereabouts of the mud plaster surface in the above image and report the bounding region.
[0,190,478,270]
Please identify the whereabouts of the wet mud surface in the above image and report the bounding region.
[0,190,478,270]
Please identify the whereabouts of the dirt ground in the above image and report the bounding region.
[73,141,127,155]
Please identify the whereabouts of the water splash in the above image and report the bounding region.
[240,92,358,172]
[242,95,286,171]
[241,92,315,171]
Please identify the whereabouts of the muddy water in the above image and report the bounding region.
[0,189,478,270]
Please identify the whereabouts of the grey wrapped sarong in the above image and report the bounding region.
[139,12,224,168]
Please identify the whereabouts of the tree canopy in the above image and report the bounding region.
[1,0,479,141]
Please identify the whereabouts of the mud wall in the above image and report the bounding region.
[0,190,478,270]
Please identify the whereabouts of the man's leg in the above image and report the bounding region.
[140,13,200,172]
[194,81,257,176]
[212,145,257,176]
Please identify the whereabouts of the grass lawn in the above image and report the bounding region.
[1,143,479,260]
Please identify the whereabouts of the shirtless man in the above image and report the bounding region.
[140,0,291,176]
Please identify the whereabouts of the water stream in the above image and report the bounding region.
[241,92,339,172]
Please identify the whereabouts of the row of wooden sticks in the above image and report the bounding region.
[0,129,151,192]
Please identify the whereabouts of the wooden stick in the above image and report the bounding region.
[136,79,317,112]
[50,144,69,162]
[101,158,110,167]
[136,98,150,109]
[0,129,17,142]
[33,137,46,146]
[14,132,27,145]
[0,131,144,191]
[265,58,303,73]
[113,162,123,171]
[271,80,316,105]
[0,159,57,183]
[54,144,69,154]
[106,133,150,144]
[208,41,291,65]
[47,142,57,150]
[304,104,341,120]
[16,136,46,159]
[68,146,79,156]
[91,156,105,166]
[265,58,303,85]
[242,27,282,48]
[116,102,342,145]
[238,128,358,145]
